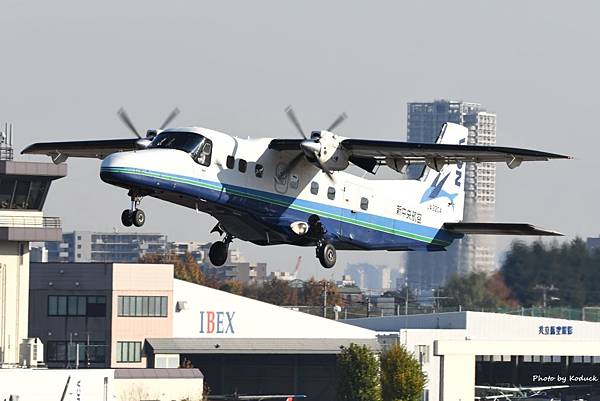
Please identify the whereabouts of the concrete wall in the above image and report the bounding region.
[0,369,204,401]
[111,263,173,368]
[173,279,377,339]
[0,241,29,366]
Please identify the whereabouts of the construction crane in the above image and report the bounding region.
[292,256,302,280]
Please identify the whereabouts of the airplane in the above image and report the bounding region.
[475,384,570,400]
[22,107,569,268]
[208,393,306,401]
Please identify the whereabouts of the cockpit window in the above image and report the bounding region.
[149,132,204,153]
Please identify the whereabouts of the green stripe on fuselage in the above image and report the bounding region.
[102,167,451,246]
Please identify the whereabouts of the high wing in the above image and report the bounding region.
[340,139,569,165]
[21,138,141,163]
[443,223,563,236]
[268,138,570,173]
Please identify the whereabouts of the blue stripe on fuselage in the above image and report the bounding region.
[100,166,456,249]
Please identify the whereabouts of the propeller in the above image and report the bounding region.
[283,106,346,182]
[117,107,181,139]
[117,108,141,139]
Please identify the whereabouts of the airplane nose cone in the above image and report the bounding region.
[100,152,142,186]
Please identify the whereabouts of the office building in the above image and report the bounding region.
[27,262,378,401]
[348,311,600,401]
[406,100,497,291]
[344,263,392,292]
[202,261,267,285]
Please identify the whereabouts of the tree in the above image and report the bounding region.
[336,343,381,401]
[380,343,426,401]
[440,271,517,309]
[140,252,205,285]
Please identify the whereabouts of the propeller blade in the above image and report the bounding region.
[285,106,307,140]
[159,107,181,130]
[314,157,334,182]
[117,108,141,139]
[278,152,305,180]
[327,112,348,132]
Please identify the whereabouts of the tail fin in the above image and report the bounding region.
[419,123,467,222]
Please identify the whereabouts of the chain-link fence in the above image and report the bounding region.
[283,304,600,322]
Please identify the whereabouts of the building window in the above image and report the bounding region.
[327,186,336,200]
[116,341,142,363]
[238,159,247,173]
[310,181,319,195]
[226,156,235,169]
[117,296,168,317]
[48,295,106,317]
[360,197,369,211]
[46,341,106,364]
[255,164,264,178]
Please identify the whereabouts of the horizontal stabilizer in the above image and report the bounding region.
[443,222,562,236]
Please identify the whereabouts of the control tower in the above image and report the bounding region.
[0,123,66,367]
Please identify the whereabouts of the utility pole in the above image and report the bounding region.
[322,281,327,318]
[534,284,559,308]
[405,283,409,315]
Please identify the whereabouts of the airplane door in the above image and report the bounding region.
[341,182,374,244]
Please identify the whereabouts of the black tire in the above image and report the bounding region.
[209,241,228,266]
[317,242,336,269]
[121,210,133,227]
[132,209,146,227]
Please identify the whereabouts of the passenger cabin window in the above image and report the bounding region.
[255,164,264,178]
[226,156,235,169]
[290,174,299,189]
[327,186,336,200]
[310,182,319,195]
[238,159,247,173]
[360,197,369,210]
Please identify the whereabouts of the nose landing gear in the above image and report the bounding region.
[209,224,233,266]
[121,194,145,227]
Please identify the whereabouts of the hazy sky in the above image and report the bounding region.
[1,1,598,279]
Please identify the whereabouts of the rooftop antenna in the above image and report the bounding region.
[0,122,14,160]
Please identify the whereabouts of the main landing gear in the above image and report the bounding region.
[308,215,337,269]
[316,241,336,269]
[209,224,233,266]
[121,195,145,227]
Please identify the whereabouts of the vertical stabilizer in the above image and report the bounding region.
[419,123,467,222]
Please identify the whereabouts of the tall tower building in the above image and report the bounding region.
[0,123,66,367]
[405,100,497,291]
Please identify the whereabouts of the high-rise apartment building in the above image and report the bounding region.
[43,231,168,263]
[405,100,497,291]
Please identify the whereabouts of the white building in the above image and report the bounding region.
[347,311,600,401]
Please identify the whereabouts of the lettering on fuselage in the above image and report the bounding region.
[427,204,442,214]
[199,311,236,334]
[396,205,422,224]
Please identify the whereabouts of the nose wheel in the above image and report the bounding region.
[121,195,145,227]
[209,233,233,266]
[316,241,336,269]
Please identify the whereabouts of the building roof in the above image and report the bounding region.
[146,337,379,355]
[114,368,203,379]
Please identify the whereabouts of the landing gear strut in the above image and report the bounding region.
[121,195,145,227]
[316,241,336,269]
[209,232,233,266]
